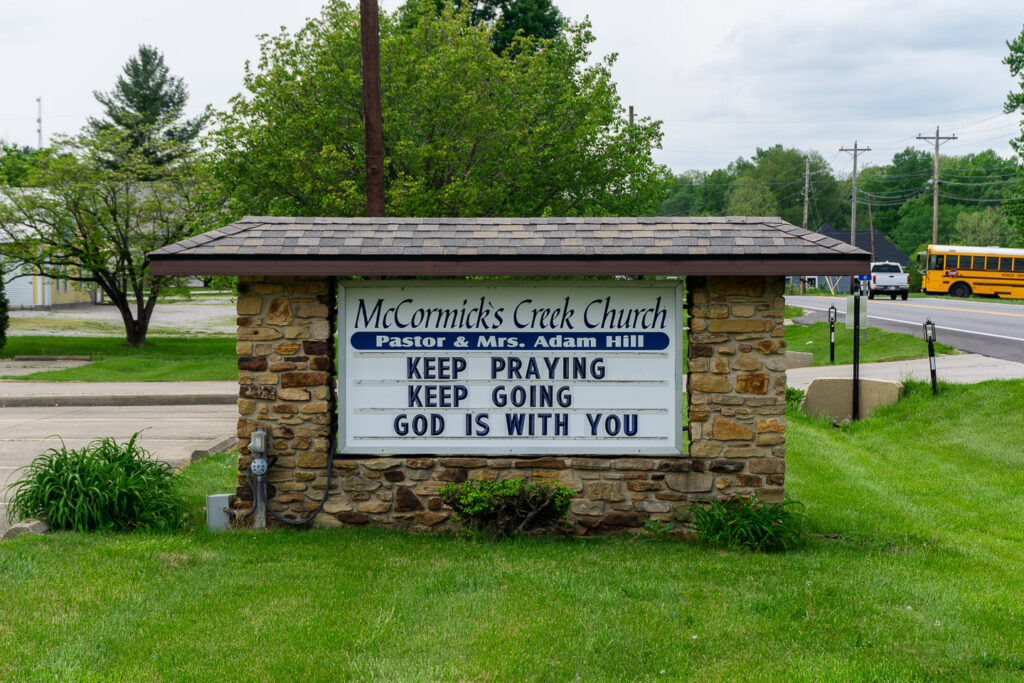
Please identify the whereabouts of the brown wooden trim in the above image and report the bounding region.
[149,256,869,277]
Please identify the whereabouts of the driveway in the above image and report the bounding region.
[0,404,237,535]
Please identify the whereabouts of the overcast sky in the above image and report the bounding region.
[2,0,1023,177]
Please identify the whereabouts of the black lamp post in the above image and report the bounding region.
[923,318,938,395]
[828,304,837,364]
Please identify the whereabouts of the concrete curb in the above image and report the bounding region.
[0,394,237,408]
[14,355,92,361]
[191,436,238,463]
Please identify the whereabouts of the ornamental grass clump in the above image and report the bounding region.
[5,432,186,532]
[440,478,574,536]
[692,494,808,552]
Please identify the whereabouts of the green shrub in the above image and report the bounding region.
[440,478,575,536]
[786,386,806,411]
[691,494,808,552]
[5,432,186,531]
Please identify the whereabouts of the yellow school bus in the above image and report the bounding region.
[919,244,1024,299]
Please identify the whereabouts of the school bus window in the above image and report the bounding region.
[946,255,958,269]
[1001,257,1012,271]
[929,254,943,270]
[1014,258,1024,273]
[987,256,998,270]
[972,256,984,269]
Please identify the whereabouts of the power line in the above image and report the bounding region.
[937,192,1024,203]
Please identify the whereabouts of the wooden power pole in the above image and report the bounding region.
[802,157,810,230]
[840,141,870,291]
[360,0,385,217]
[916,126,957,244]
[801,157,810,294]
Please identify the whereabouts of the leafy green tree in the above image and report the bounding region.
[89,45,208,171]
[399,0,563,53]
[0,143,53,187]
[213,0,666,218]
[0,131,221,347]
[953,207,1010,246]
[857,147,931,241]
[726,181,778,216]
[489,0,563,53]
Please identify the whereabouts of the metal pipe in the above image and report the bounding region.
[852,293,860,420]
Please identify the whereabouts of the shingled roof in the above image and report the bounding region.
[148,216,868,277]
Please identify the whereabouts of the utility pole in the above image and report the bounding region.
[801,157,810,294]
[802,157,810,230]
[35,97,42,149]
[360,0,385,217]
[916,126,957,244]
[628,105,634,126]
[840,141,870,291]
[868,203,875,261]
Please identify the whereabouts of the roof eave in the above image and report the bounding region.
[149,254,869,278]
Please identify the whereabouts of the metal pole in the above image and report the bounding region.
[829,308,835,364]
[852,292,860,420]
[928,339,937,395]
[360,0,385,217]
[830,320,835,363]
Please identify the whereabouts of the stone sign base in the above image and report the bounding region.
[231,454,783,535]
[230,274,788,534]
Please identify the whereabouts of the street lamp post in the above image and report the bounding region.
[923,318,937,395]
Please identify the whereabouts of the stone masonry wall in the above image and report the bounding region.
[685,276,786,502]
[230,274,786,533]
[232,275,337,525]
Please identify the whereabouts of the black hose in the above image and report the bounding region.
[262,442,336,527]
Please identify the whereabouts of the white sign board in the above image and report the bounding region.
[338,280,684,455]
[845,295,868,329]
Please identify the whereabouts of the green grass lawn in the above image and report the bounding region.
[786,322,956,366]
[1,336,237,381]
[2,380,1023,679]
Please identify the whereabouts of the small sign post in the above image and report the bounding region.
[852,292,861,420]
[828,304,837,363]
[923,318,938,395]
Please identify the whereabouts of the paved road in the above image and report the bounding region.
[0,404,236,535]
[788,295,1024,363]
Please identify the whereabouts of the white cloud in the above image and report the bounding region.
[2,0,1022,173]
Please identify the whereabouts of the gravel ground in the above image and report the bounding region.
[9,297,237,336]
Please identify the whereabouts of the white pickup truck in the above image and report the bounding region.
[868,262,910,300]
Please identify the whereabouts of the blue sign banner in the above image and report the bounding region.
[350,331,670,351]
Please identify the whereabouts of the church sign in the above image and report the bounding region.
[338,280,684,455]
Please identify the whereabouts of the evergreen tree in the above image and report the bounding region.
[88,44,207,169]
[399,0,563,53]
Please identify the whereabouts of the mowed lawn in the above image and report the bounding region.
[2,380,1023,679]
[1,336,236,381]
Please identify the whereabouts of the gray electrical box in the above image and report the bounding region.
[206,493,233,532]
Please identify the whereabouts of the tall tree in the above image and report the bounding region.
[1004,25,1024,155]
[89,45,208,170]
[0,131,221,347]
[954,207,1010,246]
[0,142,53,187]
[213,0,667,218]
[399,0,563,53]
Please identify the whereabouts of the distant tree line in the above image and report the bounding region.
[659,145,1024,258]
